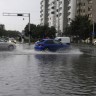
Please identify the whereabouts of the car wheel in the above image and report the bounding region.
[8,45,14,50]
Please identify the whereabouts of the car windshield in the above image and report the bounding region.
[53,40,62,44]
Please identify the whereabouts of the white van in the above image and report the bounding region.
[55,37,71,45]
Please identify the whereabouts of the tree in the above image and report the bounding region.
[24,23,36,37]
[6,30,21,38]
[24,24,56,40]
[0,29,5,37]
[65,15,92,40]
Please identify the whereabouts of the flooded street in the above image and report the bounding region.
[0,44,96,96]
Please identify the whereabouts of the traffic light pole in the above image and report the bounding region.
[28,13,31,45]
[3,12,31,45]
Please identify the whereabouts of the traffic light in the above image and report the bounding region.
[17,14,23,16]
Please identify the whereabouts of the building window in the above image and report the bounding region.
[68,6,71,10]
[59,13,62,16]
[88,13,92,18]
[88,0,92,4]
[82,3,85,6]
[51,6,55,9]
[68,18,71,22]
[59,7,62,11]
[51,11,55,14]
[88,6,92,11]
[68,0,71,3]
[68,12,71,16]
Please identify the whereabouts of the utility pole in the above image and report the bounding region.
[92,4,95,44]
[92,18,95,44]
[28,13,31,45]
[3,12,31,45]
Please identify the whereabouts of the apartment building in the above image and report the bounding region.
[68,0,77,24]
[40,0,77,36]
[40,0,96,36]
[76,0,96,22]
[48,0,67,36]
[56,0,68,36]
[40,0,49,25]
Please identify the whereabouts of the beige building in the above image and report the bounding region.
[76,0,96,22]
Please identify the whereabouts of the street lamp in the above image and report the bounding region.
[3,12,31,45]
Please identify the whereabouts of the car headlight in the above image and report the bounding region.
[9,40,11,43]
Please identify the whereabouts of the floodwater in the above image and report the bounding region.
[0,44,96,96]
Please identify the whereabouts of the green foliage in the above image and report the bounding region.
[0,23,56,42]
[65,15,92,40]
[24,24,36,37]
[0,28,21,38]
[6,30,21,38]
[0,29,5,36]
[24,24,56,39]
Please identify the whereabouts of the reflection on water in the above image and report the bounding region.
[35,54,96,96]
[0,44,96,96]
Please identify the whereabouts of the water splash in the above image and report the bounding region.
[15,47,83,55]
[0,44,83,55]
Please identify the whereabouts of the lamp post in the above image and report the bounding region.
[3,12,31,45]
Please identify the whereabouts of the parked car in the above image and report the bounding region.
[34,39,70,51]
[0,39,16,50]
[8,38,17,44]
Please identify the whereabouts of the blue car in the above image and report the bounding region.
[34,39,70,51]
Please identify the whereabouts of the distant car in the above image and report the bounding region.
[0,39,16,50]
[8,38,17,44]
[34,39,70,51]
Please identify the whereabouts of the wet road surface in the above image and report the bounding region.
[0,44,96,96]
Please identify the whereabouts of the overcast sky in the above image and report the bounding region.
[0,0,41,32]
